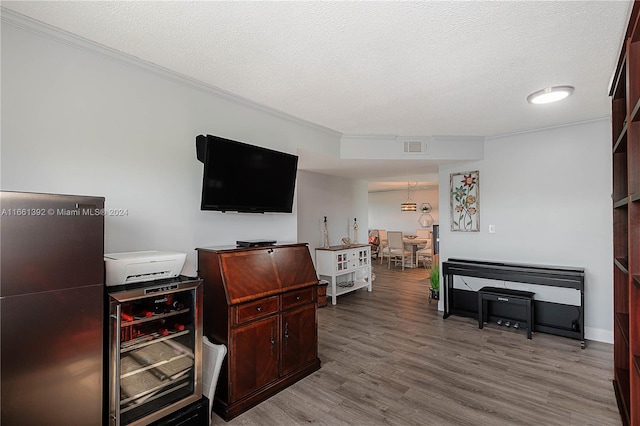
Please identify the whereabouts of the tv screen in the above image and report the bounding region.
[197,134,298,213]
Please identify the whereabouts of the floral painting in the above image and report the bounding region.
[450,170,479,232]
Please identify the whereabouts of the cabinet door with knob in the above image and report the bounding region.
[281,303,316,376]
[230,315,279,402]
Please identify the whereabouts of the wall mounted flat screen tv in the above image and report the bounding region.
[197,134,298,213]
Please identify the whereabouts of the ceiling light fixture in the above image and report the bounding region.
[527,85,575,104]
[401,182,417,212]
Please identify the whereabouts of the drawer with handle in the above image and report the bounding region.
[233,296,279,324]
[282,287,314,310]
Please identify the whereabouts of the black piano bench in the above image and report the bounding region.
[478,286,535,339]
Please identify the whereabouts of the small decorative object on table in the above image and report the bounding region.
[353,218,358,244]
[323,216,330,248]
[341,237,351,247]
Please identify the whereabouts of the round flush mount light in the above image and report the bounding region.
[527,85,575,104]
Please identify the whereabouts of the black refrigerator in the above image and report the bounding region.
[0,191,105,425]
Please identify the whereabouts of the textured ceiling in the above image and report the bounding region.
[1,1,633,188]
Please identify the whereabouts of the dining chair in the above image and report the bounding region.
[416,239,433,269]
[368,229,381,259]
[416,229,431,239]
[386,231,412,270]
[415,229,431,250]
[378,229,388,264]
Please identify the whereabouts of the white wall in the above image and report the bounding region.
[368,187,440,235]
[1,16,355,276]
[438,119,613,342]
[297,171,369,257]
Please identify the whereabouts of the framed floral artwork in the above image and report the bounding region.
[450,170,479,232]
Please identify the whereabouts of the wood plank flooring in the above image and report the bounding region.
[212,261,620,425]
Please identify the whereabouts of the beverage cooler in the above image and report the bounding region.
[107,277,203,426]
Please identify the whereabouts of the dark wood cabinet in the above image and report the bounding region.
[196,243,321,421]
[611,2,640,424]
[231,316,279,402]
[281,302,317,376]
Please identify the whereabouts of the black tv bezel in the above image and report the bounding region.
[198,135,298,214]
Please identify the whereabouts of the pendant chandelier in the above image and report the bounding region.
[401,182,417,212]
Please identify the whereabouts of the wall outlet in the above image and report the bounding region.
[489,224,496,233]
[571,320,580,332]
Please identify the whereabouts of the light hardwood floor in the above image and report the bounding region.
[212,261,620,425]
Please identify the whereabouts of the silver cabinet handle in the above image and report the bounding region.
[270,327,275,355]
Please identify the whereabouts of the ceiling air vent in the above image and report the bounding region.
[404,141,424,153]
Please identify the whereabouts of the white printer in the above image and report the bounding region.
[104,250,187,286]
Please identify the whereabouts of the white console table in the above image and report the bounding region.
[315,244,372,305]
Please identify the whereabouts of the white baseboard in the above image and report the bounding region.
[585,327,613,344]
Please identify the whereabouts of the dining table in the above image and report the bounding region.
[402,236,430,267]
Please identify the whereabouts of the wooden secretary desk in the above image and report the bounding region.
[196,243,320,420]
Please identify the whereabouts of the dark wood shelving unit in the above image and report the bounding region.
[614,367,631,426]
[615,198,630,209]
[611,2,640,424]
[616,312,630,347]
[616,258,630,274]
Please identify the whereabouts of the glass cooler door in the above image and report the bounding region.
[109,279,202,426]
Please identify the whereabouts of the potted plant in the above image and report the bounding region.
[429,264,440,302]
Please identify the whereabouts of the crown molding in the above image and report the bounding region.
[485,116,610,140]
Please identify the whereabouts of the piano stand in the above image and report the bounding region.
[443,258,585,349]
[478,287,535,339]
